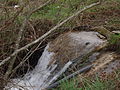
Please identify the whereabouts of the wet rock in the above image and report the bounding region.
[85,52,120,80]
[7,31,105,90]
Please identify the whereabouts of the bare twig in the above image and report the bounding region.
[0,0,52,31]
[0,1,101,66]
[10,39,45,78]
[28,20,37,39]
[4,17,28,79]
[3,0,53,78]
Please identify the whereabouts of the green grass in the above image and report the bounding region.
[55,77,80,90]
[54,72,120,90]
[30,0,99,22]
[30,0,77,21]
[82,77,110,90]
[109,33,120,44]
[30,0,120,27]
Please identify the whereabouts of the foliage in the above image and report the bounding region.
[109,33,120,44]
[31,0,99,21]
[31,0,79,21]
[56,77,80,90]
[55,72,120,90]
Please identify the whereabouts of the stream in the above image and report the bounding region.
[6,31,105,90]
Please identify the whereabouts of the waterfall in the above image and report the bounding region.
[6,31,105,90]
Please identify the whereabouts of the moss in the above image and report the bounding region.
[107,33,120,52]
[109,33,120,44]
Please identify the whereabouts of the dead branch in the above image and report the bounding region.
[0,0,52,31]
[47,40,107,87]
[46,64,93,89]
[3,0,53,78]
[10,39,45,78]
[48,61,73,86]
[0,5,24,31]
[4,17,28,79]
[0,1,101,66]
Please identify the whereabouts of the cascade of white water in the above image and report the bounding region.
[8,44,56,90]
[6,31,105,90]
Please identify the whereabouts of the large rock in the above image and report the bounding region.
[7,31,105,90]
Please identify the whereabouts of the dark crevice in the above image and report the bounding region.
[13,44,47,78]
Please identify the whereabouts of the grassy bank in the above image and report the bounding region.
[55,70,120,90]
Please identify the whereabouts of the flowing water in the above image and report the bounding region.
[7,31,105,90]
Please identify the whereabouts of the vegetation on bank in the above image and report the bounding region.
[56,70,120,90]
[0,0,120,90]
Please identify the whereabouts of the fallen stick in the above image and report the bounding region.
[47,61,73,86]
[46,53,89,86]
[4,0,53,79]
[46,64,93,89]
[0,1,101,66]
[45,39,107,88]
